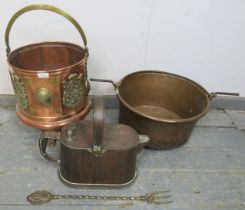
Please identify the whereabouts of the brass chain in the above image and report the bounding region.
[54,194,146,201]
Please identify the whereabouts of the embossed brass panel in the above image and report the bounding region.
[63,73,84,108]
[11,74,28,109]
[35,88,53,106]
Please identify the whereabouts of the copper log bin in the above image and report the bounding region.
[5,4,91,132]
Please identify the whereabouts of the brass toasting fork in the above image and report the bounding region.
[27,190,172,205]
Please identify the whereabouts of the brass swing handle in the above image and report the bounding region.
[5,4,88,56]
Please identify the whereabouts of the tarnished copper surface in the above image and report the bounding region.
[58,97,143,187]
[39,96,149,187]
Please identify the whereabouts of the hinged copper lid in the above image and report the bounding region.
[60,96,139,151]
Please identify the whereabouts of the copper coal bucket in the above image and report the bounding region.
[5,4,91,132]
[91,70,239,150]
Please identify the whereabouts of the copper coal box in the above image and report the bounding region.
[39,96,149,187]
[5,4,91,132]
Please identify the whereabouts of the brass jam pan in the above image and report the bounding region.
[91,70,239,149]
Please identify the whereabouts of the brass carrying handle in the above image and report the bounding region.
[5,4,87,56]
[92,96,105,152]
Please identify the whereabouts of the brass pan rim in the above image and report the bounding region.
[116,70,210,124]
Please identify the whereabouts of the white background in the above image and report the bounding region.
[0,0,245,96]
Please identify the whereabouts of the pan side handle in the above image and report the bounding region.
[90,78,118,89]
[209,92,240,100]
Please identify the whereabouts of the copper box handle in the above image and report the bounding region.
[5,4,88,56]
[92,96,105,152]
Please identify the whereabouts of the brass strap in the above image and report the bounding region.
[5,4,87,56]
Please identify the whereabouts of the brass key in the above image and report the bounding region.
[27,190,172,205]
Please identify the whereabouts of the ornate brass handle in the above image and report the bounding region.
[5,4,87,56]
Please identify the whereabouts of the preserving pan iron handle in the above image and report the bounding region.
[209,92,240,100]
[5,4,88,56]
[90,78,118,89]
[92,96,105,152]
